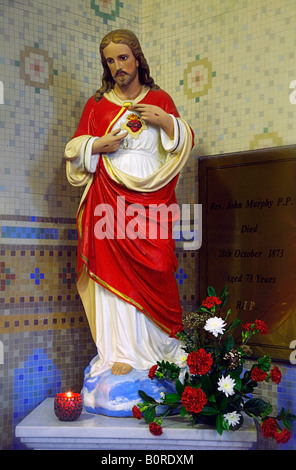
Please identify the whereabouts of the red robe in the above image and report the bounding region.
[73,89,191,334]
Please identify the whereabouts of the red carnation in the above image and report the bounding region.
[148,364,158,380]
[261,418,278,438]
[202,296,222,309]
[251,366,268,382]
[270,366,282,385]
[132,405,142,420]
[187,349,213,375]
[242,322,252,331]
[274,427,292,444]
[149,421,163,436]
[169,325,184,338]
[254,319,268,335]
[181,386,207,414]
[242,320,268,335]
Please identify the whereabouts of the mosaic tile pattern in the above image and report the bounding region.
[1,0,296,450]
[13,348,62,424]
[277,365,296,450]
[91,0,123,22]
[20,46,55,91]
[0,245,81,312]
[0,0,142,449]
[183,57,214,102]
[0,312,87,334]
[142,0,296,155]
[1,226,59,240]
[0,328,96,449]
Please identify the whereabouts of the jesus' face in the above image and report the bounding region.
[103,42,139,90]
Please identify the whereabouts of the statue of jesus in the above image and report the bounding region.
[65,29,194,383]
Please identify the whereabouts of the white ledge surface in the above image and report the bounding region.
[15,398,257,450]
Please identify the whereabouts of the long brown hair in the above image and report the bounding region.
[94,29,159,101]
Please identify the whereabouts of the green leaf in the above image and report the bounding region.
[216,413,224,435]
[219,285,228,298]
[278,407,287,419]
[170,373,178,380]
[230,373,242,391]
[257,355,271,372]
[223,334,234,353]
[200,406,219,416]
[207,394,216,403]
[261,402,273,419]
[201,374,212,396]
[222,419,230,431]
[220,297,228,308]
[207,286,217,297]
[282,419,293,432]
[138,390,157,404]
[180,406,187,418]
[218,397,229,412]
[225,317,242,334]
[220,286,230,307]
[243,370,251,382]
[163,393,180,404]
[232,363,243,376]
[143,406,156,424]
[184,371,190,385]
[196,306,211,313]
[175,379,185,396]
[243,398,270,417]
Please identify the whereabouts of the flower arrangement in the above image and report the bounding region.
[132,286,296,445]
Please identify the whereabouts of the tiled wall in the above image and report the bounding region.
[1,0,141,449]
[1,0,295,450]
[143,0,296,450]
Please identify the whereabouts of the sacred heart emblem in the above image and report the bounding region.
[121,113,147,139]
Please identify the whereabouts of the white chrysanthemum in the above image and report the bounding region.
[175,351,188,367]
[224,411,241,427]
[217,375,236,397]
[179,353,188,364]
[204,316,226,337]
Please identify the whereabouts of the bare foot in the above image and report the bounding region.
[112,362,133,375]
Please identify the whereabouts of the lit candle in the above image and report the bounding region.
[54,392,83,421]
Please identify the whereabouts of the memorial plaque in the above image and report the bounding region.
[199,146,296,361]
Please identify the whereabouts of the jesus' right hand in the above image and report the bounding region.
[92,128,128,155]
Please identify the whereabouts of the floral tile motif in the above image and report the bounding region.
[20,46,54,90]
[249,130,283,150]
[183,57,214,102]
[30,267,45,286]
[175,268,188,285]
[0,262,15,291]
[90,0,122,21]
[59,262,76,290]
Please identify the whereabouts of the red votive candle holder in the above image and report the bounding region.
[54,392,83,421]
